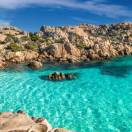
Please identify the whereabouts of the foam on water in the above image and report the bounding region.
[0,56,132,132]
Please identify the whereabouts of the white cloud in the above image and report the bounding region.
[0,0,131,18]
[0,20,10,26]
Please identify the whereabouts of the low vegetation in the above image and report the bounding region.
[8,43,23,52]
[6,34,19,43]
[55,38,64,43]
[21,36,29,41]
[29,32,39,42]
[76,43,87,49]
[25,43,38,50]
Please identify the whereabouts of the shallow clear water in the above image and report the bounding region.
[0,56,132,132]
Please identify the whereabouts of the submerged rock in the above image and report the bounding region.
[48,72,76,81]
[28,61,43,70]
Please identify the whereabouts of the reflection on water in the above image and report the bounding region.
[43,61,105,70]
[2,56,132,78]
[3,64,29,73]
[100,65,132,78]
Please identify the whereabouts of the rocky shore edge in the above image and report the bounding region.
[0,22,132,69]
[0,111,72,132]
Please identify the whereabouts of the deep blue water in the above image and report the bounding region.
[0,56,132,132]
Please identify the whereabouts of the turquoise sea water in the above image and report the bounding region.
[0,56,132,132]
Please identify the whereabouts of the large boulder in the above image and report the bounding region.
[45,43,67,58]
[28,61,43,70]
[48,72,76,81]
[0,112,72,132]
[0,112,52,132]
[5,51,39,63]
[44,43,80,62]
[86,42,120,60]
[64,43,80,57]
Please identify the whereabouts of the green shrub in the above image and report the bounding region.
[25,43,38,50]
[42,38,52,45]
[21,36,29,41]
[6,34,19,43]
[12,36,19,43]
[77,44,87,49]
[8,43,23,52]
[29,32,39,42]
[38,39,46,43]
[55,38,64,43]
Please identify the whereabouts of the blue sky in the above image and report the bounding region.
[0,0,132,31]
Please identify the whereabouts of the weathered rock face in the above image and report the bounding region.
[28,61,43,70]
[64,43,80,57]
[0,26,24,35]
[0,112,51,132]
[84,43,132,60]
[39,22,132,62]
[0,60,7,69]
[44,43,80,62]
[0,34,7,42]
[5,51,39,63]
[0,112,71,132]
[0,22,132,68]
[45,43,67,58]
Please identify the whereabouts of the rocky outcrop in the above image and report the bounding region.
[43,43,80,63]
[48,72,76,81]
[46,43,80,57]
[0,112,71,132]
[0,22,132,68]
[5,51,39,63]
[0,34,7,42]
[0,60,7,69]
[28,61,43,70]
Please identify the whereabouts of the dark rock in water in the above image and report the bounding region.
[17,110,25,114]
[35,118,45,123]
[65,73,75,80]
[27,61,43,70]
[53,128,71,132]
[48,72,76,81]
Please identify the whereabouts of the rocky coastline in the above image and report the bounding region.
[0,22,132,131]
[0,22,132,69]
[0,111,72,132]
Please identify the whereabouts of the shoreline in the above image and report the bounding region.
[0,54,132,70]
[0,22,132,69]
[0,111,72,132]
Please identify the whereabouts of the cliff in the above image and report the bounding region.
[0,22,132,68]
